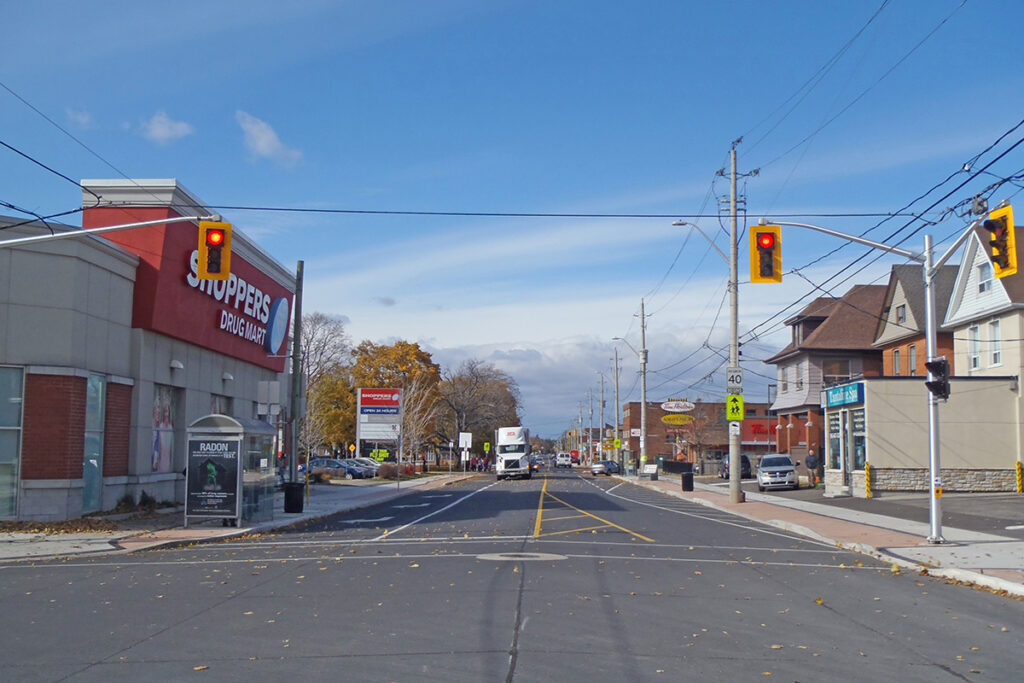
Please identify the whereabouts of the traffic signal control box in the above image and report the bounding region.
[198,221,233,280]
[750,225,782,283]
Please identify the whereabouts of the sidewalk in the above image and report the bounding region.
[625,473,1024,599]
[0,473,475,563]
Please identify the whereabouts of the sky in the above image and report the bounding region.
[3,0,1024,437]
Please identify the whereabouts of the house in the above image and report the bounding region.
[873,263,958,376]
[767,284,888,464]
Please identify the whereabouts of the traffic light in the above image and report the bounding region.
[924,357,950,401]
[982,205,1016,278]
[749,225,782,283]
[198,221,232,280]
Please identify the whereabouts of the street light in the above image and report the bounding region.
[614,322,647,474]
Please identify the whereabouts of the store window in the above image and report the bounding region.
[82,374,106,514]
[152,385,178,473]
[211,394,232,416]
[0,367,24,517]
[849,409,866,471]
[827,412,841,470]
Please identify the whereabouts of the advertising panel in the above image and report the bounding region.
[185,437,241,520]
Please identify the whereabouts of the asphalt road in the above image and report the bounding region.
[1,470,1021,682]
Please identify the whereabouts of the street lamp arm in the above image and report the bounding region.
[673,220,729,264]
[612,337,639,357]
[756,219,923,262]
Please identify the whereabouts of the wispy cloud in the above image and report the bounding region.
[65,108,93,128]
[138,111,194,144]
[236,110,302,167]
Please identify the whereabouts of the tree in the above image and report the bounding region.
[349,341,442,460]
[437,359,521,457]
[299,313,351,456]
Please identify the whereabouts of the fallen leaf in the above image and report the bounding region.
[193,665,208,671]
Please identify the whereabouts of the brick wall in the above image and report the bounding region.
[22,375,86,479]
[103,383,132,476]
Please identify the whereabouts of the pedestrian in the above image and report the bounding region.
[806,450,819,487]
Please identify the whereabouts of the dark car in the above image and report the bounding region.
[305,458,367,481]
[719,454,752,479]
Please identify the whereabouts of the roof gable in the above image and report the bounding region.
[944,230,1014,327]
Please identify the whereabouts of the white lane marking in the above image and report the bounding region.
[423,494,454,499]
[341,517,394,524]
[1006,524,1024,530]
[392,503,431,509]
[372,481,498,541]
[585,476,835,549]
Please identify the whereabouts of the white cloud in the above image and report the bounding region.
[235,110,302,167]
[139,111,194,144]
[65,108,93,128]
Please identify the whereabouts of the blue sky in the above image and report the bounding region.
[3,1,1024,437]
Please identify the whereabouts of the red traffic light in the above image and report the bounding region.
[205,228,225,247]
[757,232,776,250]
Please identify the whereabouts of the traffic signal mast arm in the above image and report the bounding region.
[0,214,222,249]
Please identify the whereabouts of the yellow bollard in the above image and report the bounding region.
[864,462,872,499]
[1017,461,1022,493]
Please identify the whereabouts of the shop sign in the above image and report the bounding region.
[660,400,695,413]
[825,383,864,407]
[661,414,695,426]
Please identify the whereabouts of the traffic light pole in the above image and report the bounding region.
[757,216,984,543]
[0,214,221,249]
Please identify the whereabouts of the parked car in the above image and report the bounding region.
[352,457,382,474]
[337,458,377,478]
[305,457,368,481]
[719,454,752,479]
[756,454,800,491]
[591,460,621,476]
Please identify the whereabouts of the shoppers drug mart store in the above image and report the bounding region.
[0,179,295,521]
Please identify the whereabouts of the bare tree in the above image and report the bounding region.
[299,313,351,456]
[437,359,521,455]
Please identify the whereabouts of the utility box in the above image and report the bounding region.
[186,415,277,527]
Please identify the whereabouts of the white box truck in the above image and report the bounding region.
[495,426,531,480]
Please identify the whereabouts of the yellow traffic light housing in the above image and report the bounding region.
[982,205,1016,279]
[198,221,232,280]
[749,225,782,283]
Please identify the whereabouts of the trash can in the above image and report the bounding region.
[680,462,694,492]
[284,482,305,513]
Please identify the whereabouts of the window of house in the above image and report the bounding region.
[908,345,917,376]
[969,325,980,370]
[990,319,1001,366]
[978,262,994,293]
[795,362,804,390]
[822,359,851,385]
[779,367,788,393]
[895,304,906,324]
[892,349,901,376]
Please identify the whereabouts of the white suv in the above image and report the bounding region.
[555,453,572,468]
[756,454,799,491]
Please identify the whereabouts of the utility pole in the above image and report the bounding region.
[728,145,744,504]
[639,298,649,474]
[599,372,606,459]
[289,260,304,484]
[589,389,594,464]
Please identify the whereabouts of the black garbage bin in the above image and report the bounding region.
[284,482,305,513]
[680,462,694,492]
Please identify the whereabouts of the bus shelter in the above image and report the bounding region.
[186,415,277,527]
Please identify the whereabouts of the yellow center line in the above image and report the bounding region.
[533,487,655,543]
[533,475,548,538]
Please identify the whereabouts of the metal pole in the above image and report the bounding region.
[614,348,621,469]
[589,389,594,465]
[924,235,945,543]
[639,299,649,475]
[599,373,605,461]
[728,147,744,503]
[289,261,304,484]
